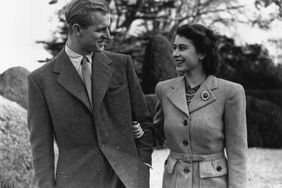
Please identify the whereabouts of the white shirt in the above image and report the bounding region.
[65,45,93,78]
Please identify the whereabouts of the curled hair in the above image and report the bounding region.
[176,24,219,75]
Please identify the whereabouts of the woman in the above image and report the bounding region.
[154,24,247,188]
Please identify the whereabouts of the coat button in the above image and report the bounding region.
[99,143,105,148]
[183,120,188,126]
[216,165,222,172]
[164,160,168,165]
[97,170,103,175]
[116,146,120,150]
[183,140,189,146]
[184,167,190,174]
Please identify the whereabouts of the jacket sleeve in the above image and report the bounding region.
[125,55,153,165]
[224,84,248,188]
[153,83,166,146]
[27,74,56,188]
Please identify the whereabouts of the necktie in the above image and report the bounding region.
[81,56,93,108]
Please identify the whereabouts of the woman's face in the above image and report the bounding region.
[172,35,204,74]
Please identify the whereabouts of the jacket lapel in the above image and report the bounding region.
[92,52,113,117]
[189,75,217,113]
[54,49,93,112]
[167,76,189,116]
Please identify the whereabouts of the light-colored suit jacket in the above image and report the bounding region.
[28,49,153,188]
[154,75,247,188]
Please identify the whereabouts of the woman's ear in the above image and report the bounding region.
[199,53,206,61]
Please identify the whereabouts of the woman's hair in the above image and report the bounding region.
[176,24,219,75]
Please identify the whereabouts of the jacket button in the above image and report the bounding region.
[99,143,105,148]
[116,146,120,150]
[216,165,222,172]
[97,170,103,175]
[183,140,189,146]
[164,160,168,165]
[184,167,190,174]
[183,120,188,126]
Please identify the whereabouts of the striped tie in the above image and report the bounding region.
[81,56,92,108]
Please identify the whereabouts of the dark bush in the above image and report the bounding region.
[246,89,282,109]
[141,34,176,94]
[246,96,282,148]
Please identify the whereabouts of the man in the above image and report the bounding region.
[27,0,153,187]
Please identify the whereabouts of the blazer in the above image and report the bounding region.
[27,49,153,188]
[154,75,247,188]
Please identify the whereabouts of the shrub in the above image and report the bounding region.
[246,96,282,148]
[0,96,36,187]
[141,34,176,94]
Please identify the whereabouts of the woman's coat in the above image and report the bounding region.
[154,75,247,188]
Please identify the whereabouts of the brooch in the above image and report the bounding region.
[201,91,210,101]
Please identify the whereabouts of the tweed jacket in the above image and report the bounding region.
[27,49,153,188]
[154,75,247,188]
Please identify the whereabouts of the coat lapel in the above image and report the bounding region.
[92,52,113,117]
[167,76,189,116]
[189,75,217,113]
[54,49,93,112]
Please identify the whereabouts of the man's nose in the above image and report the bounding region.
[102,28,111,40]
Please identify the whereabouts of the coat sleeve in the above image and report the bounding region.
[125,55,153,165]
[153,83,166,146]
[224,84,248,188]
[27,74,56,188]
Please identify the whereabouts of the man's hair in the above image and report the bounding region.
[176,24,220,75]
[66,1,110,33]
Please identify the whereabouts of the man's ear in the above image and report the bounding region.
[72,23,81,35]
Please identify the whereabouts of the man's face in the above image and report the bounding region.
[78,11,111,53]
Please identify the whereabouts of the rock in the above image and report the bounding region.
[0,67,30,109]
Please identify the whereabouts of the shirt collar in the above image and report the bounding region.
[65,44,93,71]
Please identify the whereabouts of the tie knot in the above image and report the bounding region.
[81,56,89,65]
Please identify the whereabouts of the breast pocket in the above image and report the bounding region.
[199,158,228,188]
[162,156,178,188]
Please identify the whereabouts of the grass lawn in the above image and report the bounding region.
[150,148,282,188]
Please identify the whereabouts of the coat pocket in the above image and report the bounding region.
[199,158,228,188]
[162,156,178,188]
[164,156,177,174]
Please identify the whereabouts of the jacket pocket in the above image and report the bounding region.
[162,156,178,188]
[164,156,177,174]
[199,158,228,188]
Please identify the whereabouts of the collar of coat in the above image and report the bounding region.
[53,48,113,114]
[167,75,217,116]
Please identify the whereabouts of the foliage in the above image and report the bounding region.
[246,89,282,108]
[217,36,282,90]
[0,67,29,109]
[141,34,176,94]
[0,96,36,187]
[246,95,282,148]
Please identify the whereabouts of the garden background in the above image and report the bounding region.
[1,0,282,187]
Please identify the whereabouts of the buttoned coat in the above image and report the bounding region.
[154,75,247,188]
[27,49,153,188]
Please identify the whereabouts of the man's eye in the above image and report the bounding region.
[172,45,177,50]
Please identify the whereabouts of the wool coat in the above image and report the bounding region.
[27,49,153,188]
[154,75,247,188]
